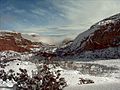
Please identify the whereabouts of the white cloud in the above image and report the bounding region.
[2,0,119,43]
[52,0,120,27]
[20,0,120,43]
[31,8,46,16]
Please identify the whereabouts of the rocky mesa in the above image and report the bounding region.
[0,31,33,52]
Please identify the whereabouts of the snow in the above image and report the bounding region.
[83,59,120,67]
[69,13,120,51]
[61,69,120,87]
[2,60,37,76]
[0,51,34,61]
[46,59,120,90]
[63,59,120,90]
[0,60,37,88]
[64,82,120,90]
[76,46,120,60]
[61,70,80,86]
[0,51,21,61]
[98,20,115,26]
[0,58,120,90]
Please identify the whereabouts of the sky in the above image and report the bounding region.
[0,0,120,41]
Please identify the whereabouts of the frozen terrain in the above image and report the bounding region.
[0,59,120,90]
[0,60,37,88]
[63,59,120,90]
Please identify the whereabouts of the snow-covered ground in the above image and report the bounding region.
[0,59,120,90]
[44,59,120,90]
[0,51,33,61]
[63,70,120,90]
[63,59,120,90]
[2,60,37,76]
[85,59,120,67]
[64,82,120,90]
[0,60,37,88]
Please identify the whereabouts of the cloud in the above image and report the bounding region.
[31,8,46,16]
[19,24,87,41]
[0,0,120,42]
[22,33,56,45]
[52,0,120,26]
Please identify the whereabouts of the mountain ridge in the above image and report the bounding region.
[0,31,35,52]
[57,13,120,59]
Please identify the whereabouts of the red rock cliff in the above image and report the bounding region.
[0,32,33,52]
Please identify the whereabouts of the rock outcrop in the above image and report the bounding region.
[0,31,33,52]
[57,13,120,59]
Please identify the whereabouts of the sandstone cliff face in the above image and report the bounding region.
[82,19,120,51]
[57,13,120,59]
[70,13,120,53]
[0,32,33,52]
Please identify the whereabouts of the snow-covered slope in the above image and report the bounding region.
[58,13,120,59]
[70,13,120,51]
[77,46,120,60]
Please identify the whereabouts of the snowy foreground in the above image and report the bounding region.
[0,60,37,89]
[63,59,120,90]
[0,59,120,90]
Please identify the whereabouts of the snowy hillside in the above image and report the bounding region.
[77,46,120,60]
[70,13,120,51]
[57,13,120,59]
